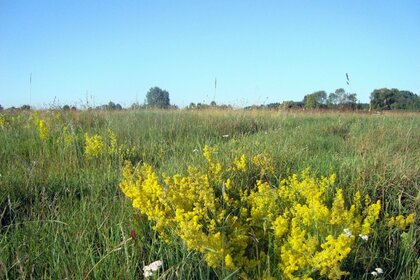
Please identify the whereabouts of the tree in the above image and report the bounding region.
[95,101,123,110]
[328,88,357,109]
[303,91,327,108]
[266,102,281,110]
[0,104,3,111]
[370,88,419,110]
[281,101,304,109]
[146,87,170,109]
[107,101,122,110]
[187,102,197,110]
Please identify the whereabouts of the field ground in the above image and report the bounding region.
[0,109,419,279]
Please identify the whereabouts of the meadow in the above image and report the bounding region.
[0,109,418,279]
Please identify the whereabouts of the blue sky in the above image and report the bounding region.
[1,0,419,108]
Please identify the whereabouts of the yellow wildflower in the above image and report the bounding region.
[361,200,381,235]
[233,154,247,171]
[313,234,351,279]
[224,254,235,269]
[38,119,49,141]
[387,213,415,231]
[84,133,104,159]
[107,128,118,155]
[0,114,5,127]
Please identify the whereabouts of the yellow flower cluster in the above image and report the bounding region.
[107,129,118,155]
[387,213,415,231]
[84,129,123,160]
[84,133,105,159]
[38,119,49,141]
[232,154,247,172]
[270,170,383,279]
[203,145,222,179]
[120,146,410,279]
[0,114,5,127]
[62,125,74,147]
[251,152,275,178]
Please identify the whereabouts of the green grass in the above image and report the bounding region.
[0,109,419,279]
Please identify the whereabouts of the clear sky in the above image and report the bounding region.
[1,0,419,108]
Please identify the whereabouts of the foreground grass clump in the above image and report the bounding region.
[120,146,415,279]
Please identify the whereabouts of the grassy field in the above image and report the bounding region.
[0,109,419,279]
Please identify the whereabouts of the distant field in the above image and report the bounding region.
[0,109,418,279]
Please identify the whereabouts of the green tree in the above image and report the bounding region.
[146,87,170,108]
[328,88,357,109]
[370,88,419,110]
[107,101,122,110]
[20,105,31,110]
[303,91,327,108]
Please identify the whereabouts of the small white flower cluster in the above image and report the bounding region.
[222,134,229,138]
[343,228,353,238]
[359,233,369,241]
[143,260,163,278]
[371,267,384,276]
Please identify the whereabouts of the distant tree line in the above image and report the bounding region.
[95,101,123,111]
[1,104,32,111]
[1,87,419,111]
[187,101,232,110]
[303,88,420,111]
[244,87,419,111]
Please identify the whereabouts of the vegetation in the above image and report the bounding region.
[95,101,123,111]
[0,109,419,279]
[303,90,328,109]
[327,88,358,109]
[370,88,420,110]
[303,89,358,109]
[187,101,232,110]
[146,87,171,109]
[2,86,419,112]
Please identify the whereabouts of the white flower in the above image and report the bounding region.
[150,260,163,271]
[371,271,378,276]
[359,234,369,241]
[222,134,229,138]
[193,148,199,153]
[143,260,163,278]
[145,260,163,271]
[343,228,353,238]
[375,268,384,274]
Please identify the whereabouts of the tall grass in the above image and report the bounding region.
[0,109,418,279]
